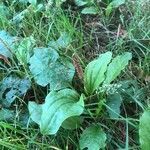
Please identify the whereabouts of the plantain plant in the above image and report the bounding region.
[28,50,132,149]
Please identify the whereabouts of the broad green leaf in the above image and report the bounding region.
[28,101,42,125]
[79,124,107,150]
[103,52,132,85]
[139,109,150,150]
[0,109,15,121]
[41,89,84,134]
[29,89,84,135]
[0,30,16,58]
[75,0,95,6]
[29,47,75,90]
[106,93,122,118]
[84,51,112,94]
[81,6,98,15]
[14,36,35,65]
[0,76,31,108]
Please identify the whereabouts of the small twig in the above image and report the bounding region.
[116,24,121,40]
[72,53,84,80]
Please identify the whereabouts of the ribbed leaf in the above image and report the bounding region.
[103,52,132,85]
[84,51,112,94]
[28,89,84,135]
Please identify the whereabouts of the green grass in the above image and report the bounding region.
[0,0,149,149]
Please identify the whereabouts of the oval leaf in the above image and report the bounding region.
[103,52,132,85]
[28,89,84,135]
[139,109,150,150]
[84,51,112,94]
[79,124,107,150]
